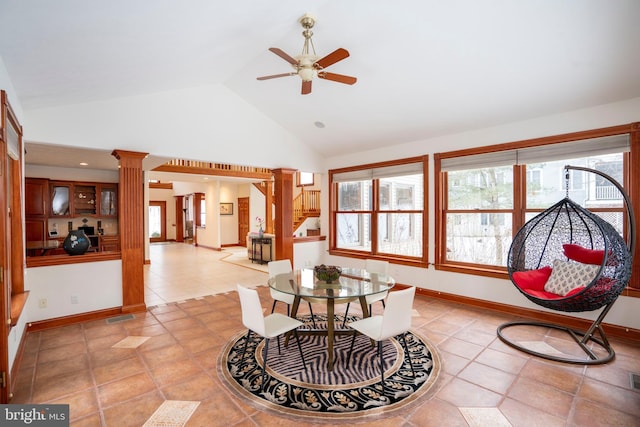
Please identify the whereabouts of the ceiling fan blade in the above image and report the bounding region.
[301,80,312,95]
[256,72,296,81]
[269,47,298,65]
[315,48,350,69]
[318,72,357,85]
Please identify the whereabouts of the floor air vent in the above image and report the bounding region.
[630,373,640,391]
[105,314,135,324]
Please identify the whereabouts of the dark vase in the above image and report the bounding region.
[63,230,91,255]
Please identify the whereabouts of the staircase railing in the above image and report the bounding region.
[293,189,320,228]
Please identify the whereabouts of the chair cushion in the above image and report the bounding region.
[512,266,553,292]
[563,244,605,265]
[543,259,599,296]
[522,286,585,299]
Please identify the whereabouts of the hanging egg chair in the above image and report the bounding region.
[497,165,635,364]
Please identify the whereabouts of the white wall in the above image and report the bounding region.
[25,261,123,322]
[219,182,240,245]
[23,84,324,172]
[0,55,23,122]
[321,97,640,331]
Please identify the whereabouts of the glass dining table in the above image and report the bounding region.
[267,267,395,370]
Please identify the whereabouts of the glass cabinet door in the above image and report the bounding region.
[100,185,118,216]
[50,183,71,217]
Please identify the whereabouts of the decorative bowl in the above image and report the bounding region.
[314,264,342,283]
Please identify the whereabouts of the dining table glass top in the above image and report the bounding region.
[267,267,395,300]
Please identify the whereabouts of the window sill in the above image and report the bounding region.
[328,248,428,268]
[10,291,29,327]
[435,262,508,279]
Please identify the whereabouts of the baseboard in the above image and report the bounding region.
[10,325,29,393]
[416,287,640,343]
[27,307,124,332]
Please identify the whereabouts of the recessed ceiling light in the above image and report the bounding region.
[314,121,325,128]
[79,162,89,166]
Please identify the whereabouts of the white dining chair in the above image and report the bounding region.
[346,286,416,390]
[237,284,307,390]
[342,259,390,326]
[268,259,317,327]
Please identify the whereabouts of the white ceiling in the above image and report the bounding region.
[2,0,640,167]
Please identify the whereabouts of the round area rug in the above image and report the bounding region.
[218,314,440,422]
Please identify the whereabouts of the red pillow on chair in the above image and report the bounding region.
[512,266,553,292]
[563,244,605,265]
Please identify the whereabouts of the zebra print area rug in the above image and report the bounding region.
[218,314,440,422]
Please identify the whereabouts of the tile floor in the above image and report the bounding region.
[10,243,640,426]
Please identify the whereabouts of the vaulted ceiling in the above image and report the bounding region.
[2,0,640,166]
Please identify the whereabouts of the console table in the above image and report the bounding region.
[250,236,272,264]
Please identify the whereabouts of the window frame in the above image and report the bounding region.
[434,123,640,296]
[329,155,429,267]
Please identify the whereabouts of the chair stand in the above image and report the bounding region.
[497,302,616,365]
[346,331,416,392]
[259,330,306,391]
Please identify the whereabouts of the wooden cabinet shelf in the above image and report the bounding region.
[74,184,97,215]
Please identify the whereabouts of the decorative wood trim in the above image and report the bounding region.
[416,287,640,343]
[264,180,273,234]
[293,235,327,243]
[26,252,121,268]
[175,195,184,242]
[435,122,638,160]
[112,150,147,314]
[273,168,296,262]
[153,164,272,180]
[26,306,124,332]
[149,182,173,189]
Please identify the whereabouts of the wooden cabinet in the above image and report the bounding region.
[100,235,120,252]
[25,178,49,241]
[99,184,118,217]
[25,178,49,216]
[73,184,97,215]
[50,181,72,217]
[46,181,117,218]
[25,218,46,242]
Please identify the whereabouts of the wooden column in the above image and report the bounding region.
[264,180,273,233]
[273,168,296,262]
[175,195,184,242]
[112,149,147,314]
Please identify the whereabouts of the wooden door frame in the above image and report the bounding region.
[149,201,167,242]
[238,197,249,246]
[1,91,25,403]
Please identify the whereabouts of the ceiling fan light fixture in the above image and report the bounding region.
[299,68,317,81]
[256,13,356,94]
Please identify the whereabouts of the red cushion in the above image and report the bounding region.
[563,244,604,265]
[522,286,585,299]
[512,266,553,292]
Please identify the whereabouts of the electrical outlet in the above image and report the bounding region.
[71,295,79,304]
[38,298,47,308]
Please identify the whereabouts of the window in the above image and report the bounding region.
[330,156,428,265]
[436,127,637,290]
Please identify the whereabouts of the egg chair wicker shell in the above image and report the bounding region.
[508,197,632,312]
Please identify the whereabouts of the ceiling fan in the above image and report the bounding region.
[257,13,357,95]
